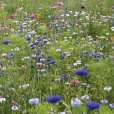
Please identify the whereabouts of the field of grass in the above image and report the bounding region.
[0,0,114,114]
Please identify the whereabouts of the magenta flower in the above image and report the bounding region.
[59,9,63,14]
[10,16,14,19]
[12,100,18,105]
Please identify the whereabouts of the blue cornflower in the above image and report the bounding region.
[44,41,48,44]
[65,77,69,79]
[43,36,47,39]
[31,65,34,68]
[80,54,83,57]
[47,56,51,58]
[29,44,34,47]
[60,57,64,60]
[38,57,42,62]
[37,37,41,39]
[34,41,40,45]
[31,47,35,49]
[38,38,42,41]
[50,61,56,64]
[86,101,100,110]
[62,52,66,56]
[76,41,79,44]
[84,55,88,57]
[89,56,93,58]
[62,74,67,77]
[3,41,10,44]
[45,95,61,103]
[97,43,101,46]
[47,59,51,62]
[82,51,87,54]
[11,84,13,87]
[8,52,14,57]
[75,69,88,76]
[26,36,31,40]
[0,74,4,77]
[41,44,44,46]
[32,74,36,78]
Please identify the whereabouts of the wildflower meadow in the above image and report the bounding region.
[1,0,114,114]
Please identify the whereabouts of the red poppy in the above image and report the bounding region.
[81,6,85,9]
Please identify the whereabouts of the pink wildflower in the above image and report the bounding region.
[30,13,35,18]
[52,6,58,9]
[2,4,7,6]
[64,21,67,25]
[36,63,42,67]
[59,2,64,6]
[59,9,63,14]
[12,100,18,105]
[56,2,60,5]
[71,80,79,85]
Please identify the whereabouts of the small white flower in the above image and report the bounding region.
[109,103,114,108]
[65,82,71,85]
[0,98,6,103]
[101,100,108,104]
[106,33,109,35]
[73,63,77,66]
[41,69,46,72]
[23,84,29,89]
[81,95,89,100]
[71,98,82,107]
[29,98,39,104]
[58,112,66,114]
[104,86,112,92]
[11,106,19,111]
[55,49,61,52]
[2,53,7,57]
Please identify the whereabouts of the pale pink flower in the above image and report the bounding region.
[56,2,60,5]
[54,15,58,19]
[23,84,29,89]
[9,88,15,91]
[69,48,73,50]
[59,2,64,6]
[59,9,63,14]
[14,12,17,16]
[58,16,61,19]
[36,63,42,67]
[2,4,7,6]
[71,80,79,85]
[64,21,67,25]
[22,65,26,68]
[82,83,87,86]
[56,69,59,71]
[52,6,58,9]
[0,85,2,88]
[16,8,21,12]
